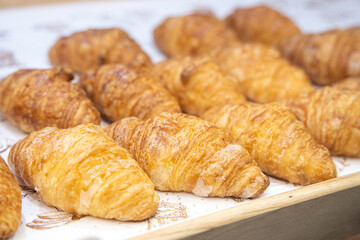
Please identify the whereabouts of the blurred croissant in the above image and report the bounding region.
[152,56,246,116]
[277,30,360,85]
[202,103,337,185]
[210,43,313,103]
[225,5,301,45]
[0,156,21,238]
[0,68,100,133]
[154,13,239,57]
[49,28,153,73]
[331,77,360,91]
[285,87,360,157]
[105,112,269,198]
[8,124,159,221]
[80,64,181,121]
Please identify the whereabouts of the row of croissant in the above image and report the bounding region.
[1,5,360,238]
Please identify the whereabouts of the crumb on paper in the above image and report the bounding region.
[26,211,83,230]
[147,201,187,230]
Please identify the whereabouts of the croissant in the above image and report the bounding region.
[152,56,246,116]
[0,68,100,133]
[225,5,301,45]
[49,28,153,73]
[8,124,159,221]
[285,86,360,157]
[154,13,239,57]
[210,43,313,103]
[0,156,21,238]
[331,77,360,91]
[345,26,360,46]
[277,30,360,85]
[79,64,181,121]
[202,103,337,185]
[104,112,269,198]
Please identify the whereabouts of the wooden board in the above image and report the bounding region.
[132,172,360,240]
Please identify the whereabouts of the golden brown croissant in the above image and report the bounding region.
[49,28,153,73]
[285,86,360,157]
[8,124,159,221]
[104,112,269,198]
[345,26,360,46]
[277,30,360,85]
[0,68,100,133]
[225,5,301,45]
[152,56,246,116]
[210,43,313,103]
[79,64,181,121]
[0,156,21,239]
[331,77,360,91]
[154,13,239,57]
[202,103,337,185]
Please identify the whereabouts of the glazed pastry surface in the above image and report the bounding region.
[49,28,153,73]
[202,103,337,185]
[80,64,181,121]
[277,30,360,85]
[285,87,360,157]
[152,56,246,116]
[154,13,239,57]
[8,124,159,221]
[210,43,313,103]
[105,112,269,198]
[0,156,21,239]
[0,68,100,132]
[225,5,301,45]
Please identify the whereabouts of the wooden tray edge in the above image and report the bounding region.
[130,172,360,240]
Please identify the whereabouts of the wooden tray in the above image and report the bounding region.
[0,0,360,239]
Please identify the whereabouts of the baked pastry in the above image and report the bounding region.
[202,103,337,185]
[225,5,301,45]
[152,55,246,116]
[80,64,181,121]
[49,28,153,73]
[104,112,269,198]
[277,30,360,85]
[285,87,360,157]
[0,68,100,133]
[346,26,360,46]
[8,124,159,221]
[331,77,360,91]
[210,43,313,103]
[0,156,21,239]
[154,13,239,57]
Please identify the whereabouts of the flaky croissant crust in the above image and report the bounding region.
[209,43,313,103]
[8,124,159,221]
[0,157,21,239]
[285,87,360,157]
[0,68,101,132]
[80,64,181,121]
[152,55,246,116]
[105,113,269,199]
[49,28,153,73]
[154,13,239,57]
[277,30,360,85]
[202,103,337,185]
[225,5,301,45]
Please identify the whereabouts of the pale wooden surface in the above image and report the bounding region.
[185,186,360,240]
[131,172,360,240]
